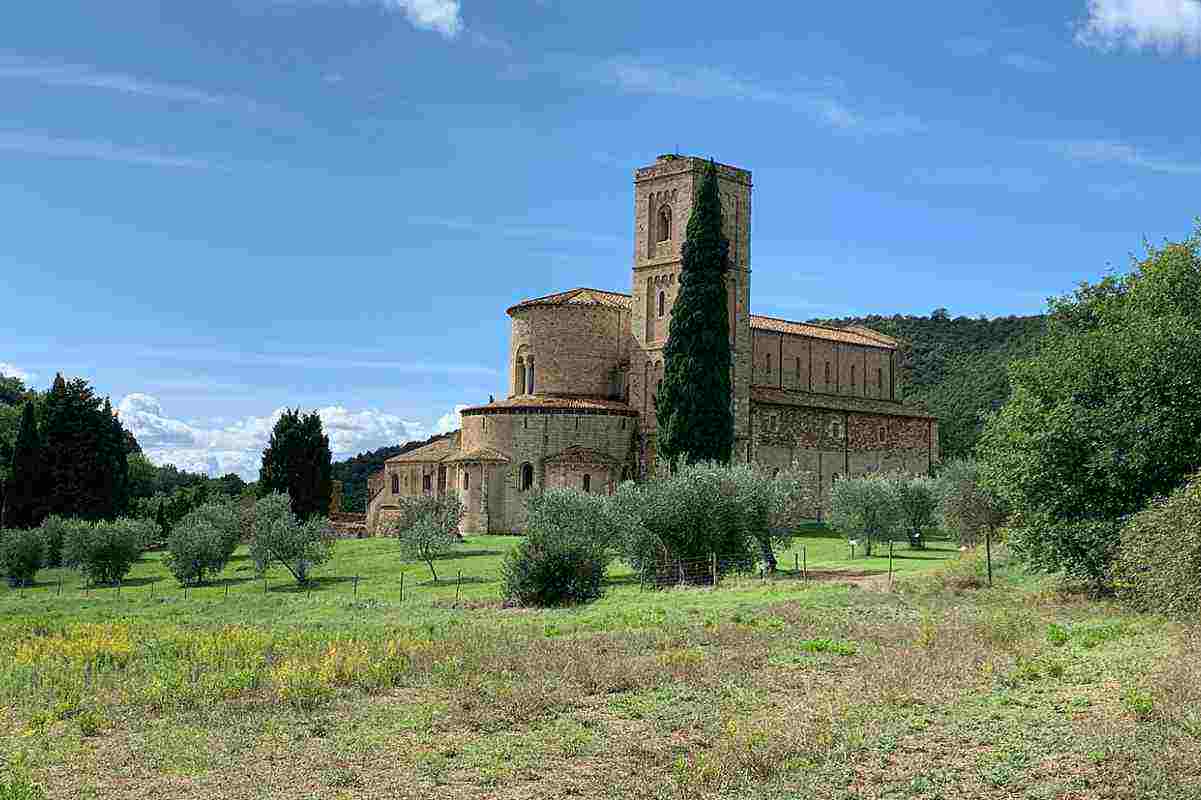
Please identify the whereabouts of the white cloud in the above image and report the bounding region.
[580,58,923,135]
[0,132,213,170]
[1053,139,1201,174]
[118,393,432,480]
[386,0,462,37]
[434,404,468,435]
[0,363,34,383]
[0,54,241,106]
[1077,0,1201,55]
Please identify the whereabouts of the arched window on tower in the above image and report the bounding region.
[391,474,399,494]
[582,474,591,493]
[657,205,672,242]
[520,462,534,492]
[657,291,665,318]
[516,358,526,394]
[766,353,772,377]
[526,358,535,394]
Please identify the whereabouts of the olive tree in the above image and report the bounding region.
[894,474,940,549]
[828,473,900,557]
[248,492,336,585]
[937,460,1008,547]
[389,494,463,582]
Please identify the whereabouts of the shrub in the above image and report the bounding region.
[247,492,336,584]
[1008,512,1120,593]
[726,465,818,572]
[502,489,614,606]
[163,518,229,586]
[937,459,1007,546]
[61,518,142,586]
[612,460,757,582]
[829,473,899,556]
[36,516,73,568]
[1113,473,1201,615]
[181,500,242,560]
[895,474,939,548]
[0,527,43,587]
[388,494,463,582]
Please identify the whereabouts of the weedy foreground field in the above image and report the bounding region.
[0,530,1197,799]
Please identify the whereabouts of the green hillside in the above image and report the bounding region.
[813,310,1046,461]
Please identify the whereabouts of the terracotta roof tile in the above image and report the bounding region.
[385,435,460,464]
[507,287,632,314]
[462,395,638,415]
[750,315,896,349]
[444,446,511,463]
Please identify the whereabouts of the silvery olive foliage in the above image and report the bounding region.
[503,489,616,606]
[828,473,901,557]
[163,518,228,586]
[389,494,463,582]
[0,526,43,587]
[247,492,336,585]
[61,518,145,586]
[895,474,940,549]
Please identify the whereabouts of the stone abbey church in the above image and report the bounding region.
[368,155,939,534]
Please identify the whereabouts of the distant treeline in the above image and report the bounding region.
[810,310,1046,461]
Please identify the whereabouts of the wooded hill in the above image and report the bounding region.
[811,310,1046,461]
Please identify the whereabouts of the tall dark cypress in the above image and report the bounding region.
[656,160,735,465]
[41,374,124,521]
[4,401,43,528]
[259,409,333,519]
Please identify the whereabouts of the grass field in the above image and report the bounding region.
[0,528,1197,799]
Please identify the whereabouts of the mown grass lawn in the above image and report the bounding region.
[1,529,1196,800]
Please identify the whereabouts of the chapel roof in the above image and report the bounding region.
[385,434,460,464]
[461,395,639,415]
[748,315,897,349]
[506,287,633,315]
[443,446,511,463]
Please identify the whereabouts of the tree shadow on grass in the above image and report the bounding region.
[603,574,643,587]
[267,575,357,594]
[437,549,506,560]
[414,575,493,588]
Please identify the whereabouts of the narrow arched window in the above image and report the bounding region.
[423,474,432,493]
[877,367,883,391]
[583,474,591,493]
[527,358,535,394]
[520,463,534,491]
[391,474,399,494]
[796,357,802,383]
[463,471,470,490]
[824,362,831,384]
[766,353,772,375]
[851,365,856,388]
[879,425,887,443]
[657,291,665,318]
[657,205,672,242]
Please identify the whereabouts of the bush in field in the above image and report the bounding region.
[503,489,614,606]
[0,527,43,587]
[61,518,142,586]
[389,494,463,582]
[179,500,242,561]
[247,492,336,585]
[937,459,1008,547]
[36,515,81,568]
[828,473,900,556]
[1113,474,1201,615]
[895,474,939,549]
[728,465,818,572]
[163,519,229,586]
[612,460,757,581]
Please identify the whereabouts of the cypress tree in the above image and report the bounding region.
[41,374,128,521]
[4,401,43,528]
[657,160,735,465]
[259,409,333,519]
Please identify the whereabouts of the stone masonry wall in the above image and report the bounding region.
[511,305,628,399]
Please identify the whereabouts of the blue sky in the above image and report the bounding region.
[2,0,1200,477]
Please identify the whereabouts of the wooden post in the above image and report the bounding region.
[353,575,359,600]
[400,572,405,603]
[711,553,717,588]
[986,526,994,588]
[58,574,63,596]
[184,583,188,601]
[225,581,229,600]
[456,571,462,603]
[116,579,121,598]
[803,546,807,582]
[888,540,894,588]
[795,552,799,575]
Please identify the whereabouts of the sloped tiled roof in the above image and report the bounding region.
[462,395,639,415]
[749,315,896,349]
[507,287,633,314]
[751,387,936,419]
[385,435,460,464]
[444,446,511,463]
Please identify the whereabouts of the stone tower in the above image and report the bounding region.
[628,155,754,469]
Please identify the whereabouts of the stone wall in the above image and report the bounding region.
[751,332,895,402]
[508,305,628,399]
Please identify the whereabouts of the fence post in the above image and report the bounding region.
[58,574,63,596]
[888,540,894,588]
[116,579,121,598]
[400,572,405,603]
[184,583,188,601]
[353,575,359,601]
[986,527,994,587]
[795,552,799,575]
[711,553,717,588]
[263,575,268,594]
[225,581,229,600]
[803,546,807,582]
[456,571,462,603]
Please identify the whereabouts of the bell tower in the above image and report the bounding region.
[628,155,754,466]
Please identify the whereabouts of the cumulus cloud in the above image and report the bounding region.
[0,362,34,383]
[387,0,462,37]
[434,404,468,435]
[118,393,432,480]
[1077,0,1201,56]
